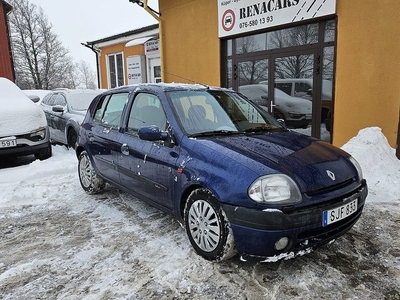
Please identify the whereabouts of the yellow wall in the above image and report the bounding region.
[99,42,145,89]
[159,0,220,86]
[334,0,400,147]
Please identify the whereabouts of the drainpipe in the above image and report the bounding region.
[130,0,164,82]
[81,43,101,88]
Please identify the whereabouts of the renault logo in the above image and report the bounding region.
[326,170,336,181]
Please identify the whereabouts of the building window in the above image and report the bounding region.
[107,53,124,88]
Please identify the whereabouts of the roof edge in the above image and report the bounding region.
[86,23,159,46]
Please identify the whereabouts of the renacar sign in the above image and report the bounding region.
[217,0,336,38]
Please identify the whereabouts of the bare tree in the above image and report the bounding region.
[8,0,76,89]
[236,36,268,85]
[269,24,318,79]
[76,60,97,89]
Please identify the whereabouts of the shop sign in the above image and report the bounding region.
[217,0,336,38]
[127,55,146,84]
[145,40,160,55]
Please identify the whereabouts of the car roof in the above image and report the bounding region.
[106,83,233,94]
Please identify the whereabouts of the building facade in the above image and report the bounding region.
[0,0,14,81]
[91,0,400,155]
[85,24,160,90]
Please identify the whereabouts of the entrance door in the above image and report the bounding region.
[234,57,273,113]
[272,51,316,136]
[148,57,161,83]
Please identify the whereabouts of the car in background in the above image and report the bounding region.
[239,84,312,129]
[40,89,104,148]
[23,89,51,105]
[76,83,367,262]
[0,77,52,160]
[261,79,333,124]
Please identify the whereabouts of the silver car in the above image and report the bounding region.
[239,84,312,129]
[40,89,103,148]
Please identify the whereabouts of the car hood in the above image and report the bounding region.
[0,78,47,137]
[207,131,356,193]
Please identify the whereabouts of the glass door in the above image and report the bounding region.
[234,58,272,113]
[272,52,316,136]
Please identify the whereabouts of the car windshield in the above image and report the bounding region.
[69,93,99,111]
[167,90,283,136]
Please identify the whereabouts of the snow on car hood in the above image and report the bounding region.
[0,78,47,137]
[209,131,356,193]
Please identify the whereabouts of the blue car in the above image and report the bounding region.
[76,83,368,262]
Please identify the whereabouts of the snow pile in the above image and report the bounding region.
[0,77,47,136]
[342,126,400,203]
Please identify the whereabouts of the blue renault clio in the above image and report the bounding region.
[76,83,368,262]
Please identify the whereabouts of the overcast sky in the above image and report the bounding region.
[28,0,159,71]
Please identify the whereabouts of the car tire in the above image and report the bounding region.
[35,143,52,160]
[67,129,77,149]
[184,188,236,261]
[78,150,106,194]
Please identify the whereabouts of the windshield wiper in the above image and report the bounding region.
[243,125,277,133]
[189,130,240,138]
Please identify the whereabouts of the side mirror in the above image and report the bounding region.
[138,125,169,141]
[28,95,40,103]
[277,118,286,128]
[307,89,313,96]
[52,105,65,113]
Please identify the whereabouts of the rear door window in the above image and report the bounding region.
[93,92,128,128]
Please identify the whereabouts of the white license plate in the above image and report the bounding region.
[322,198,358,227]
[0,138,17,148]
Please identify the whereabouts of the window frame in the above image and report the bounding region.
[107,52,125,89]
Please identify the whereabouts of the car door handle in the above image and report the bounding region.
[121,143,129,155]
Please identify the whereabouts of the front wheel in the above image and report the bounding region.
[184,189,236,261]
[35,143,52,160]
[78,150,106,194]
[67,129,78,149]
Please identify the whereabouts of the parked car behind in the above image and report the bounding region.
[40,89,104,148]
[76,83,367,262]
[239,84,312,129]
[0,77,51,160]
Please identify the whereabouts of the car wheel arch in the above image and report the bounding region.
[66,126,78,148]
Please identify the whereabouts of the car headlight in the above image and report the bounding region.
[29,128,46,140]
[248,174,302,204]
[349,156,363,180]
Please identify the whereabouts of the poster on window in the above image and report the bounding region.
[127,55,146,84]
[217,0,336,38]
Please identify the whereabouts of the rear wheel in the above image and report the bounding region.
[78,150,105,194]
[184,189,236,261]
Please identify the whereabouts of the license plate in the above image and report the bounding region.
[322,198,358,227]
[0,138,17,148]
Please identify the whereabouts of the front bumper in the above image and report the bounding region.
[222,180,368,261]
[0,128,50,158]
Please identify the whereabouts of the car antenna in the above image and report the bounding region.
[163,71,210,89]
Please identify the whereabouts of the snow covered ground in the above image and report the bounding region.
[0,127,399,299]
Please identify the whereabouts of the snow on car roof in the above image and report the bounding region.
[0,78,47,137]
